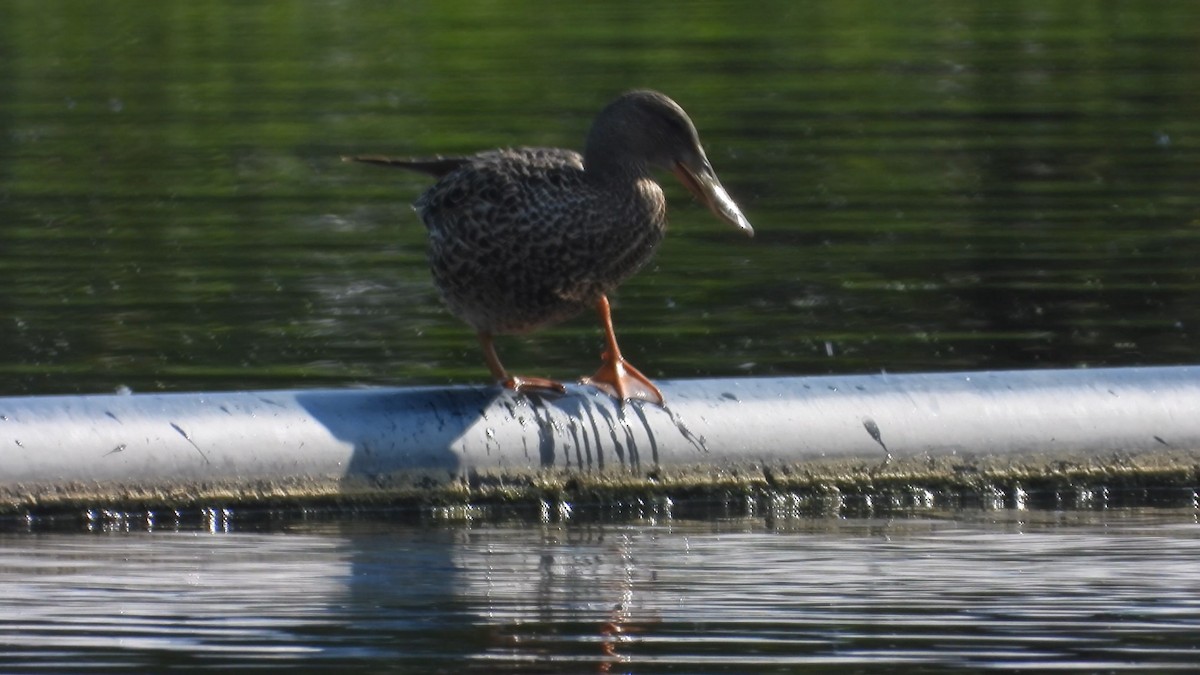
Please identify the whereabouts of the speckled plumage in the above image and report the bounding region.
[414,147,666,334]
[349,89,752,402]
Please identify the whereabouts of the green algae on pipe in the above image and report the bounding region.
[1,366,1198,514]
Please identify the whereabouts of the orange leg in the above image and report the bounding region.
[477,332,566,395]
[581,295,665,405]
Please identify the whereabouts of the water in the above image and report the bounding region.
[4,2,1200,671]
[3,1,1199,395]
[2,510,1198,672]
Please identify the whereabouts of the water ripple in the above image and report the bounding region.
[8,516,1192,670]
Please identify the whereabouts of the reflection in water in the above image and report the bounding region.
[0,533,352,666]
[2,512,1199,671]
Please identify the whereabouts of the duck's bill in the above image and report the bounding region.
[673,161,754,237]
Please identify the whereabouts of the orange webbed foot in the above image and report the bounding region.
[582,351,665,405]
[501,375,567,396]
[478,331,566,397]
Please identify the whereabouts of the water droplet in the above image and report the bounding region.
[1012,485,1028,510]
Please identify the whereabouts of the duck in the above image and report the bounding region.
[347,89,752,405]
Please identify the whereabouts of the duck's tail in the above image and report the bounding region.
[341,155,469,178]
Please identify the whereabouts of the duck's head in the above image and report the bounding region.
[584,90,753,237]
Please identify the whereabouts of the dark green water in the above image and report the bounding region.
[3,1,1198,396]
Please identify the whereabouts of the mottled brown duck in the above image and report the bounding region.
[347,89,752,404]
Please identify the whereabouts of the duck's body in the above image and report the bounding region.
[349,90,752,404]
[413,147,666,335]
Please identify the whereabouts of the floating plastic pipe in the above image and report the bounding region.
[1,366,1198,511]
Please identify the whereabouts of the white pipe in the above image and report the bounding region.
[1,366,1197,509]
